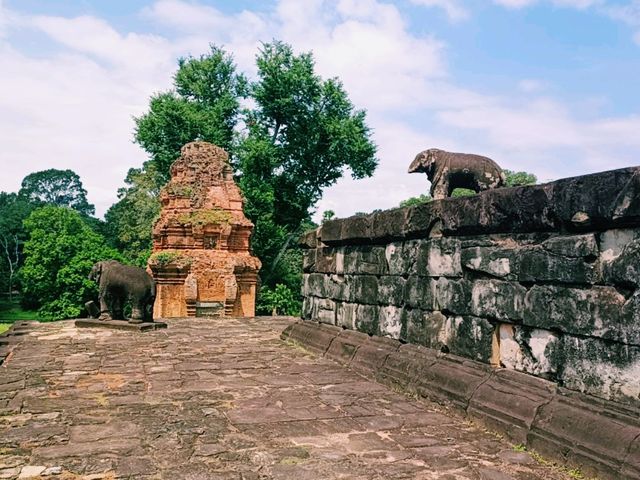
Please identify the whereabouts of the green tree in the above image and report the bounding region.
[0,193,36,298]
[135,45,248,183]
[238,41,377,289]
[504,169,537,187]
[20,206,121,320]
[399,194,431,207]
[19,169,95,216]
[123,42,377,314]
[104,166,162,266]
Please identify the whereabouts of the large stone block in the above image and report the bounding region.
[355,304,379,336]
[319,218,343,244]
[412,354,493,412]
[385,240,418,275]
[316,298,336,325]
[461,246,517,278]
[376,344,437,393]
[379,305,403,339]
[415,238,462,277]
[377,275,406,306]
[518,247,598,284]
[350,335,400,376]
[343,245,387,275]
[523,285,635,343]
[554,335,640,407]
[315,247,338,273]
[498,324,560,378]
[549,166,640,229]
[351,275,379,304]
[471,280,526,321]
[305,273,328,298]
[370,208,408,242]
[336,302,358,329]
[528,390,640,480]
[603,236,640,287]
[327,274,352,302]
[325,329,368,365]
[434,277,472,315]
[468,369,556,444]
[541,233,598,257]
[298,228,319,249]
[441,316,494,364]
[404,276,436,310]
[340,214,373,243]
[302,249,317,273]
[401,308,427,345]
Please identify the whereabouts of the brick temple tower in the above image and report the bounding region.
[148,142,261,318]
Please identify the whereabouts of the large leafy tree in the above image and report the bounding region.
[20,206,121,320]
[19,169,95,216]
[134,45,248,182]
[239,42,376,289]
[104,166,162,266]
[110,41,377,312]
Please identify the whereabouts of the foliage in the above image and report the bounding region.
[399,194,432,207]
[504,169,537,187]
[104,166,161,267]
[451,188,476,197]
[20,206,121,320]
[148,250,192,267]
[127,41,377,304]
[322,210,336,223]
[134,45,248,183]
[0,298,42,323]
[177,209,232,227]
[165,184,194,197]
[257,283,301,316]
[0,193,36,297]
[238,41,377,290]
[19,168,95,216]
[0,324,9,334]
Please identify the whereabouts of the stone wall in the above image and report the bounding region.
[300,167,640,409]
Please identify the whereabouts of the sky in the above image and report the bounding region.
[0,0,639,220]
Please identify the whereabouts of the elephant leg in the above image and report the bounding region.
[129,295,144,324]
[432,182,449,200]
[98,290,112,320]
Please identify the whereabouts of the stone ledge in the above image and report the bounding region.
[282,320,640,480]
[314,166,640,246]
[74,319,168,332]
[0,321,39,365]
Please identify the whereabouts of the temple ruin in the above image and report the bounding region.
[148,141,261,318]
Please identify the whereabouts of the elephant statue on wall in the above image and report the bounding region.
[408,148,506,200]
[88,260,156,323]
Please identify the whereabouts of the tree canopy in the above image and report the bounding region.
[109,41,378,312]
[134,46,248,181]
[19,168,95,216]
[20,206,121,320]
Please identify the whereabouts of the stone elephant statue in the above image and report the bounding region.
[408,148,506,200]
[88,260,155,323]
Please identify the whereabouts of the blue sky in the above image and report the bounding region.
[1,0,639,219]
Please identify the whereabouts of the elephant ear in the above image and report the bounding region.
[89,262,102,282]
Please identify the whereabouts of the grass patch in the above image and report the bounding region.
[0,324,10,334]
[0,298,42,323]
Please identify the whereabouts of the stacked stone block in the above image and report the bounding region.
[300,167,640,409]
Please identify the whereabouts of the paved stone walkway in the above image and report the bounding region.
[0,318,573,480]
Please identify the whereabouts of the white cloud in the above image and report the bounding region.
[409,0,470,21]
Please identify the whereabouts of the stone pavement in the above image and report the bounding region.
[0,318,574,480]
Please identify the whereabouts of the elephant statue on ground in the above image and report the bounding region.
[408,148,506,200]
[88,260,156,323]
